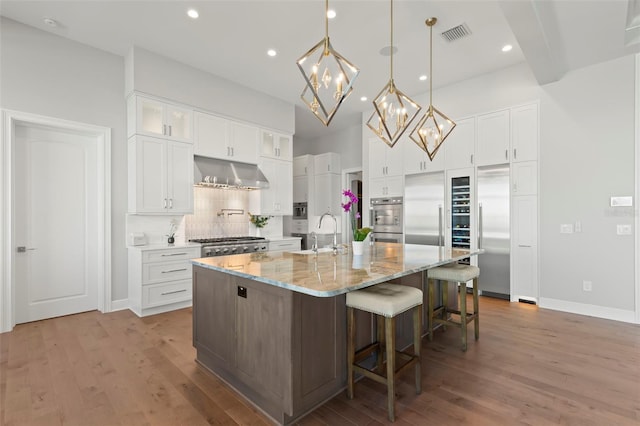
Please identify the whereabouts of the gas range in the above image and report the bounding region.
[189,237,269,257]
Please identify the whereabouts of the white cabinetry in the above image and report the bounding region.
[444,117,475,170]
[314,172,341,214]
[260,130,292,161]
[512,161,537,196]
[128,245,200,317]
[128,95,193,143]
[368,137,403,179]
[293,154,314,176]
[268,238,301,252]
[128,136,194,214]
[314,152,341,174]
[511,103,538,163]
[259,158,293,215]
[476,109,510,166]
[403,137,445,174]
[194,112,259,164]
[511,195,538,301]
[369,176,403,198]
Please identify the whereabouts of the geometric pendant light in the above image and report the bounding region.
[409,17,456,161]
[366,0,421,148]
[297,0,360,126]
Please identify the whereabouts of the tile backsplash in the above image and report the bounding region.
[185,187,282,239]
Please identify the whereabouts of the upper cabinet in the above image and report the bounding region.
[258,158,293,215]
[293,154,314,177]
[402,135,445,175]
[260,130,292,161]
[128,135,194,214]
[368,137,403,179]
[511,103,538,163]
[476,109,510,166]
[444,117,475,170]
[314,152,341,174]
[194,111,259,164]
[128,95,193,143]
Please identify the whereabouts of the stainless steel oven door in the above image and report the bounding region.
[373,232,403,244]
[371,200,403,233]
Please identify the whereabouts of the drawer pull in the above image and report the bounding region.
[162,268,188,273]
[161,289,187,296]
[161,253,188,257]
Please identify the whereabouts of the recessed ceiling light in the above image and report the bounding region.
[502,44,513,52]
[419,75,428,81]
[360,96,368,102]
[43,17,58,27]
[187,9,199,19]
[267,49,277,57]
[327,9,336,19]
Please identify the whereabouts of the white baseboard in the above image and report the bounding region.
[538,297,637,324]
[109,298,129,312]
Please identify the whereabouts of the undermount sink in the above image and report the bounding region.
[290,247,334,255]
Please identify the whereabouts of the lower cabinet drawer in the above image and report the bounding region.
[270,241,301,252]
[142,280,192,308]
[143,260,192,284]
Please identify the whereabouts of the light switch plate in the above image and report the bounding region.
[560,224,574,234]
[610,196,633,207]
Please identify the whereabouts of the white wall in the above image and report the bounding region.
[0,17,129,301]
[128,47,295,134]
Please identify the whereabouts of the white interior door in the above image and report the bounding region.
[14,123,100,323]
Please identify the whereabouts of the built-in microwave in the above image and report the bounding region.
[293,202,307,220]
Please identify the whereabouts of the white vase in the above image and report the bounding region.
[255,227,261,237]
[352,240,364,256]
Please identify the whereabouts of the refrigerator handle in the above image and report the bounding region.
[438,205,443,247]
[478,203,483,249]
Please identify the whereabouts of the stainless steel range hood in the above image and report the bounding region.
[194,156,269,190]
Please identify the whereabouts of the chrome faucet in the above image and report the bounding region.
[318,212,338,254]
[310,231,318,253]
[369,232,375,246]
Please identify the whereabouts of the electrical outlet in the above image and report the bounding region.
[617,224,632,235]
[560,224,574,234]
[574,221,582,233]
[583,280,592,292]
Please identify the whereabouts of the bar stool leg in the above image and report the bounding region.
[427,279,434,341]
[473,277,479,341]
[376,315,385,371]
[460,282,467,352]
[442,281,449,330]
[347,307,355,399]
[413,306,422,394]
[385,316,396,422]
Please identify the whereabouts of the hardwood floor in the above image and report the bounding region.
[1,297,639,425]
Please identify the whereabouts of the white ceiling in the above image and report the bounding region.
[1,1,637,139]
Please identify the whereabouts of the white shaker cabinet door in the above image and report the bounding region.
[444,117,475,170]
[511,103,538,163]
[194,112,228,158]
[166,141,194,214]
[476,109,510,166]
[511,195,538,301]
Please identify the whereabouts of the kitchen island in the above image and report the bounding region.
[192,243,481,424]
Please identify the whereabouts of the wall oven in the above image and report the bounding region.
[292,202,307,220]
[370,197,403,242]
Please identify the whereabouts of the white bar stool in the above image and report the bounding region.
[346,283,423,422]
[427,263,480,351]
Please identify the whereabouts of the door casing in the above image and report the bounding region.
[1,110,112,333]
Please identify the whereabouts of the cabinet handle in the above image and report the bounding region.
[505,149,508,160]
[162,268,188,274]
[514,148,517,159]
[231,147,234,156]
[304,166,307,174]
[513,183,518,192]
[161,289,187,296]
[163,198,167,209]
[168,125,172,137]
[169,198,173,209]
[470,154,474,164]
[163,124,167,135]
[161,253,188,256]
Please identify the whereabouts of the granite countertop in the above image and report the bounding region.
[191,242,482,297]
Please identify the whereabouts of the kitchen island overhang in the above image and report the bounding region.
[191,243,482,425]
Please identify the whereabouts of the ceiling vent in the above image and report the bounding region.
[440,23,471,42]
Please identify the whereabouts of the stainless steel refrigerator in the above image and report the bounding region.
[405,172,445,245]
[477,165,510,299]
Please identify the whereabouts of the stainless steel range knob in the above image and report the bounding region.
[253,246,259,251]
[222,248,229,254]
[230,247,237,253]
[243,246,250,252]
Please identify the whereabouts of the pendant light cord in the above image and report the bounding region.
[325,0,329,40]
[429,21,433,107]
[390,0,394,80]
